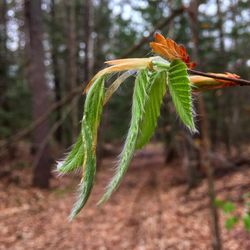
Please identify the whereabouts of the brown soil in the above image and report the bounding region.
[1,144,250,250]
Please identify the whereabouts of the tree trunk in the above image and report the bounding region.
[83,0,94,82]
[197,96,222,250]
[24,0,51,188]
[65,0,78,141]
[0,0,8,110]
[50,0,62,143]
[216,0,225,56]
[188,1,222,249]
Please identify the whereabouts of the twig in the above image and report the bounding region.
[188,69,250,86]
[121,7,185,58]
[0,86,82,150]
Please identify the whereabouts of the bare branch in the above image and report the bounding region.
[0,86,82,150]
[121,7,185,58]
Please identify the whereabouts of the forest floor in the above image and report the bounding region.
[1,144,250,250]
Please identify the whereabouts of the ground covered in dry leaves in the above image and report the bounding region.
[1,144,250,250]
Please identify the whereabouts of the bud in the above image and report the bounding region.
[190,73,240,91]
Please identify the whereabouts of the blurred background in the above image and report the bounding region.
[0,0,250,249]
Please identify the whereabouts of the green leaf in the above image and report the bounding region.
[243,214,250,231]
[215,199,236,214]
[214,198,225,208]
[168,59,196,132]
[222,202,236,214]
[136,70,167,149]
[98,70,151,205]
[69,77,105,219]
[56,134,84,174]
[225,216,238,230]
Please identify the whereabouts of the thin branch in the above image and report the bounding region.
[121,7,185,58]
[0,86,82,150]
[188,69,250,86]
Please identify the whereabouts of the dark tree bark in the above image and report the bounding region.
[65,0,78,141]
[50,0,62,143]
[0,0,7,53]
[24,0,51,188]
[216,0,225,55]
[188,1,222,250]
[83,0,94,82]
[0,0,8,108]
[197,96,221,250]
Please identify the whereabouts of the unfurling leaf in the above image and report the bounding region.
[168,59,196,132]
[70,77,105,219]
[136,71,167,149]
[150,32,196,69]
[98,70,152,205]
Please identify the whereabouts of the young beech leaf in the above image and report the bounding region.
[168,59,196,132]
[70,77,105,219]
[98,70,151,205]
[56,134,84,174]
[136,71,167,149]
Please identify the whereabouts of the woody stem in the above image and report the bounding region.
[188,69,250,86]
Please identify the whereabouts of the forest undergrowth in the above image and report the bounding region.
[1,144,250,250]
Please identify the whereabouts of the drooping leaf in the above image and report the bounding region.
[168,59,196,132]
[98,70,151,205]
[136,70,167,149]
[70,77,105,219]
[56,134,84,174]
